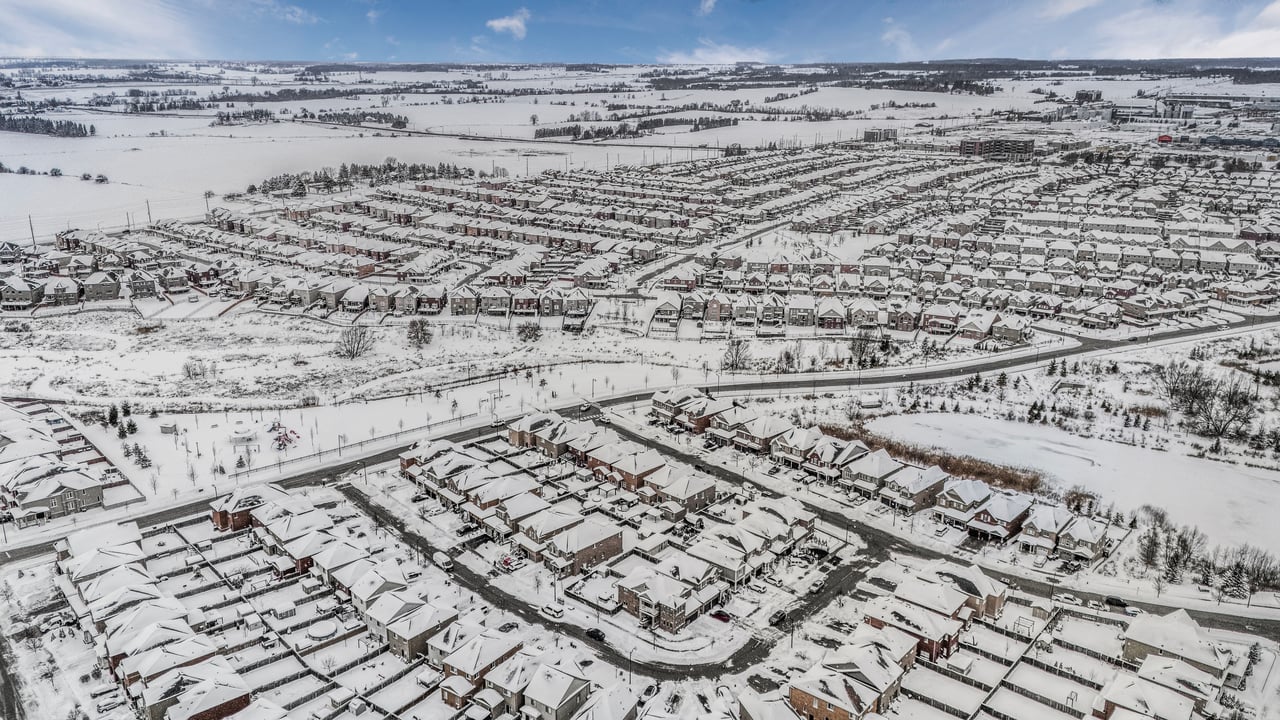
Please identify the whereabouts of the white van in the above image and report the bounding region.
[89,684,117,699]
[433,551,453,571]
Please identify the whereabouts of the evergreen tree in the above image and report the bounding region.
[1224,562,1249,599]
[1047,358,1057,375]
[117,424,128,440]
[1138,527,1161,569]
[996,372,1007,388]
[107,404,119,426]
[120,401,131,417]
[125,419,138,435]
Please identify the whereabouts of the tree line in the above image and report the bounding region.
[249,158,472,195]
[0,115,94,137]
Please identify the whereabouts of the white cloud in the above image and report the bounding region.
[366,8,381,24]
[1092,0,1280,58]
[248,0,318,24]
[385,35,399,46]
[657,38,778,64]
[0,0,203,58]
[1040,0,1103,20]
[486,7,531,40]
[697,0,717,16]
[881,18,920,60]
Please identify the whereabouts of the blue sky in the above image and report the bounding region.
[2,0,1280,63]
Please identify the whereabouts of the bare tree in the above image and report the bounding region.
[334,325,374,359]
[849,330,876,367]
[516,322,542,342]
[406,319,433,348]
[721,338,752,371]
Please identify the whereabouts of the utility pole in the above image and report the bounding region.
[145,199,152,225]
[28,215,36,250]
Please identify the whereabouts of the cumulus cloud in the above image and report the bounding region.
[1092,0,1280,58]
[658,38,778,64]
[881,17,920,60]
[486,7,531,40]
[697,0,717,16]
[366,8,381,24]
[0,0,203,58]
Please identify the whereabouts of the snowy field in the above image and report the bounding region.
[870,412,1280,550]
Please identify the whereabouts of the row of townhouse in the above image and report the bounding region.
[0,269,167,310]
[449,284,594,317]
[652,390,1117,557]
[652,280,1217,335]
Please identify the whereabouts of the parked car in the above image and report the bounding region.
[455,524,478,536]
[747,580,767,594]
[1052,593,1081,606]
[767,465,781,475]
[1104,596,1128,608]
[541,603,565,619]
[809,580,826,595]
[1086,599,1105,611]
[96,697,123,713]
[768,610,787,626]
[498,622,519,633]
[187,293,199,303]
[585,628,606,641]
[410,492,429,503]
[710,610,732,623]
[1124,606,1144,616]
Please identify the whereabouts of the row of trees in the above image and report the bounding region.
[303,110,408,128]
[249,158,470,195]
[214,109,274,124]
[0,115,93,137]
[1136,509,1279,600]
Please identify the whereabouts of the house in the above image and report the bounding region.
[82,271,121,302]
[441,631,524,708]
[543,518,623,577]
[932,478,992,528]
[139,656,249,720]
[1017,504,1073,556]
[1095,673,1195,720]
[861,595,962,661]
[929,562,1008,619]
[522,662,592,720]
[209,484,289,532]
[651,387,706,424]
[734,416,794,453]
[1058,515,1110,561]
[841,449,903,497]
[878,465,948,514]
[786,635,907,720]
[387,603,458,660]
[1,277,43,310]
[967,492,1033,542]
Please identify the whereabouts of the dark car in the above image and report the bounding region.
[768,610,787,626]
[710,610,732,622]
[585,628,606,641]
[1104,596,1128,608]
[410,492,429,502]
[767,465,781,475]
[498,622,519,633]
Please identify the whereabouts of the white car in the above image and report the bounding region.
[1052,593,1082,606]
[1124,606,1144,616]
[96,697,124,713]
[541,603,565,619]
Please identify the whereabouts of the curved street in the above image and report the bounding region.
[2,315,1279,693]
